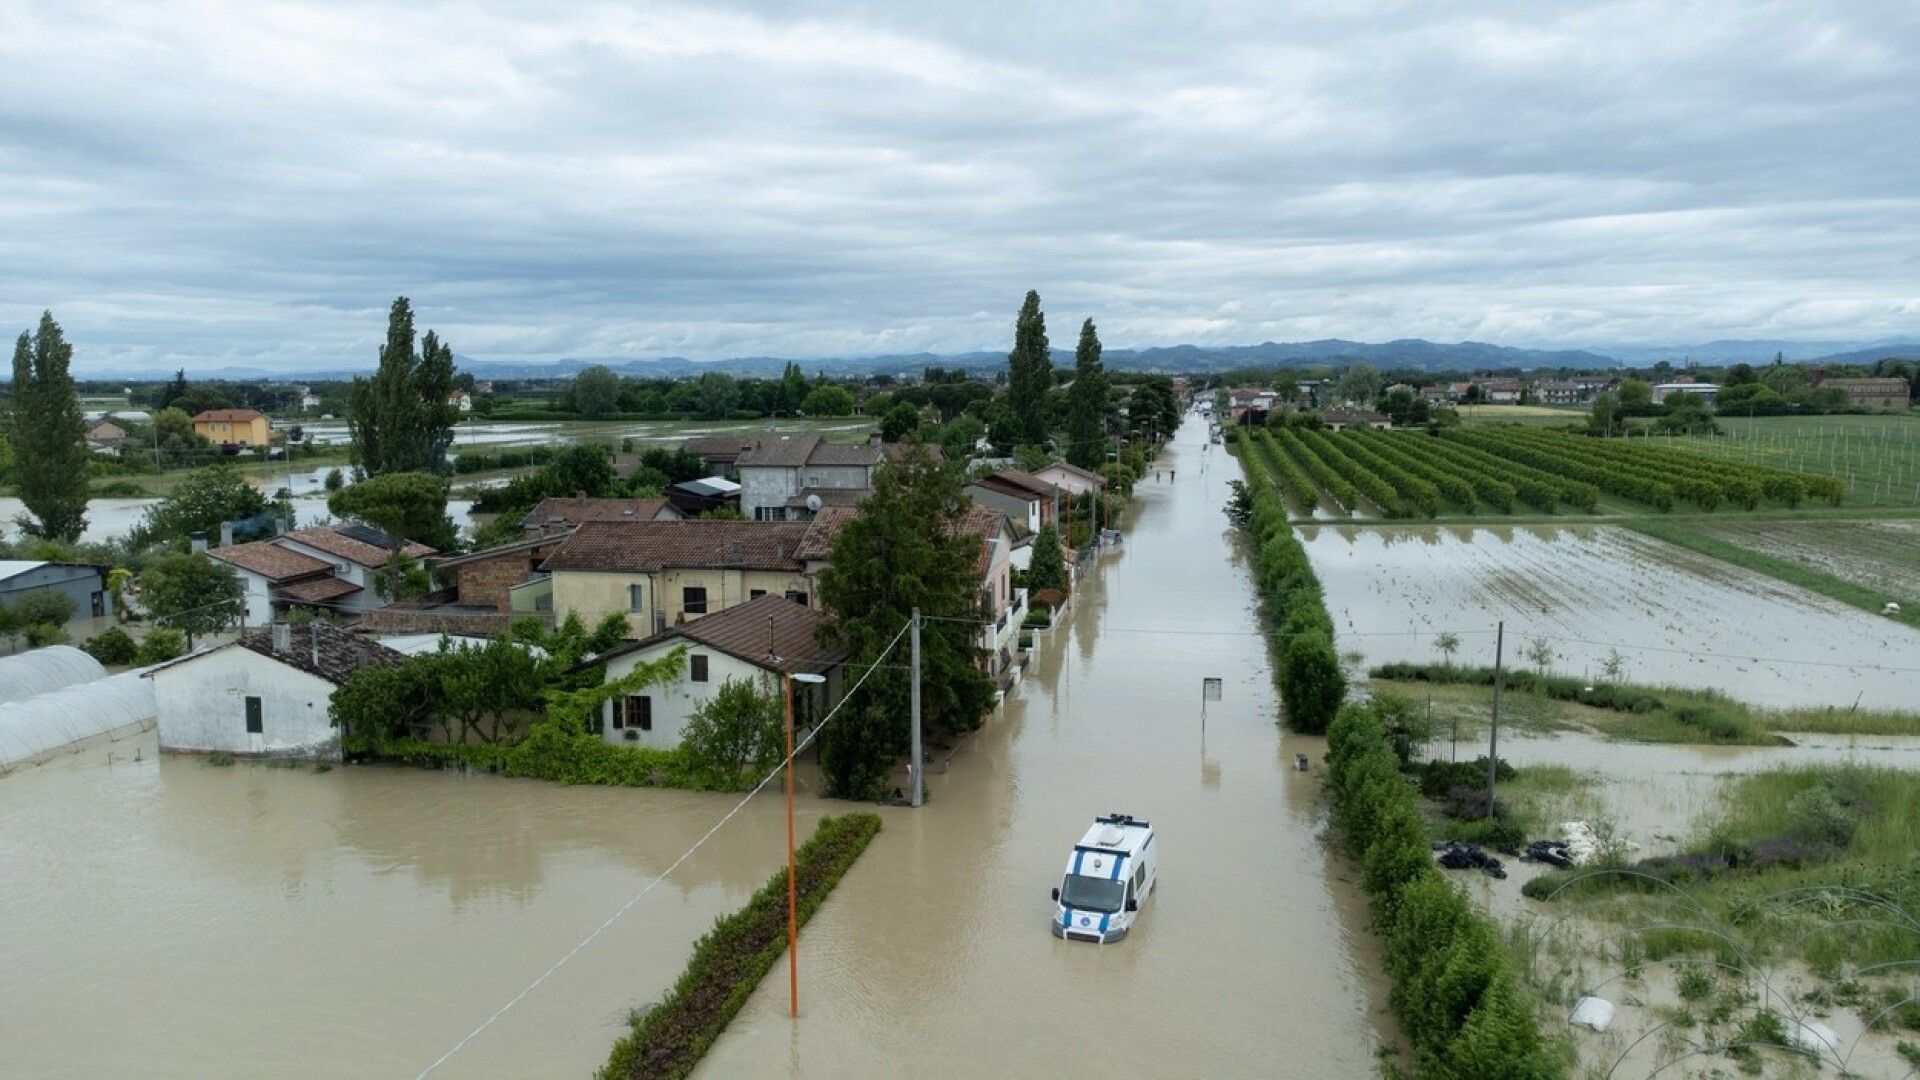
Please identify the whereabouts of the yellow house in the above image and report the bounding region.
[543,520,822,637]
[192,408,272,447]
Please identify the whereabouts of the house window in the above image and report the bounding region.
[628,584,645,613]
[683,586,708,615]
[750,589,767,600]
[785,590,809,608]
[245,696,263,734]
[691,654,709,683]
[627,695,653,731]
[610,698,623,730]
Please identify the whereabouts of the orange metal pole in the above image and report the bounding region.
[785,672,799,1019]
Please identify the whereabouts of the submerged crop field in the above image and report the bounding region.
[1299,523,1919,711]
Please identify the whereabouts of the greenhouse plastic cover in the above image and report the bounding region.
[0,669,156,770]
[0,645,107,706]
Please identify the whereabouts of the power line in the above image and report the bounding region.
[415,618,913,1080]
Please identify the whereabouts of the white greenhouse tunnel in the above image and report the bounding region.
[0,649,157,773]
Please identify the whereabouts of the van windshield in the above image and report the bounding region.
[1058,874,1125,914]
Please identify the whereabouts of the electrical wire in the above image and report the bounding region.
[414,617,913,1080]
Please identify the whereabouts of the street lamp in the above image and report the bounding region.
[783,670,827,1019]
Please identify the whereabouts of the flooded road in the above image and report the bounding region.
[696,418,1387,1078]
[0,416,1385,1078]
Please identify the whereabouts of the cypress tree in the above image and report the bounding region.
[7,312,91,542]
[1006,290,1053,445]
[348,297,460,477]
[1065,317,1109,469]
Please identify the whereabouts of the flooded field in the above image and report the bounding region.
[1689,519,1920,595]
[1302,524,1920,711]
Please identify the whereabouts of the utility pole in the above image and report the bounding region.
[1486,621,1505,818]
[909,607,923,808]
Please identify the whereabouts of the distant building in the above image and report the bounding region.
[192,408,271,447]
[1651,382,1719,406]
[1320,409,1391,431]
[1810,372,1911,411]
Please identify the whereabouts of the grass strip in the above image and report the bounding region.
[1622,517,1920,629]
[598,812,882,1080]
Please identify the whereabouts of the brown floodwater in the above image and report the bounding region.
[0,416,1389,1079]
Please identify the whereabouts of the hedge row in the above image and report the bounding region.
[1231,429,1345,733]
[371,720,713,789]
[1326,702,1564,1078]
[1369,662,1665,715]
[598,813,884,1080]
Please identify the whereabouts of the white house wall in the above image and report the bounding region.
[601,646,780,751]
[151,648,343,756]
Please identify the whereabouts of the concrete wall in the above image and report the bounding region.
[151,647,341,756]
[600,646,836,751]
[739,467,797,520]
[967,486,1039,534]
[551,567,818,637]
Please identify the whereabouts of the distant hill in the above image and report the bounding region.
[76,337,1920,382]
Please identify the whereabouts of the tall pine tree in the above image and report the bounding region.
[1065,317,1109,469]
[1006,290,1053,445]
[815,446,995,799]
[348,297,460,477]
[8,312,91,542]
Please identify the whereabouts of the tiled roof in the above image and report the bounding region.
[233,622,406,685]
[605,594,845,674]
[784,487,868,508]
[794,506,858,560]
[434,532,570,568]
[274,577,363,603]
[541,520,812,573]
[279,526,436,569]
[971,470,1059,502]
[950,505,1009,576]
[1036,461,1105,487]
[520,498,672,529]
[736,434,823,468]
[681,435,756,459]
[809,441,884,467]
[192,409,266,422]
[206,541,333,583]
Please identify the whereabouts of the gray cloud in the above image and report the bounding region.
[3,0,1917,373]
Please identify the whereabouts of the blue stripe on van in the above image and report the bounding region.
[1071,849,1086,875]
[1109,855,1126,880]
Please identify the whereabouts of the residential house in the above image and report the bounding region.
[1810,373,1912,411]
[1481,379,1523,405]
[362,532,575,636]
[145,622,405,758]
[965,469,1061,536]
[593,594,844,751]
[1534,381,1586,406]
[209,524,438,624]
[449,390,472,412]
[85,419,131,455]
[679,436,755,479]
[543,519,818,636]
[1573,375,1619,396]
[1320,409,1392,431]
[0,560,114,620]
[192,408,272,447]
[519,497,681,534]
[1033,461,1106,498]
[735,432,922,521]
[296,386,321,412]
[1419,385,1456,405]
[953,506,1023,690]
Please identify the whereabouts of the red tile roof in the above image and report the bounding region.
[279,526,435,569]
[794,506,858,560]
[275,577,363,603]
[206,541,333,583]
[520,497,673,529]
[542,520,812,573]
[192,409,266,423]
[606,594,845,674]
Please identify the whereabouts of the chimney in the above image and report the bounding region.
[272,623,292,655]
[869,431,883,447]
[275,516,287,536]
[190,531,208,553]
[219,521,234,548]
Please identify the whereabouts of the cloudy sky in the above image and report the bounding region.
[5,2,1918,374]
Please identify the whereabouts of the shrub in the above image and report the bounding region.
[133,627,188,665]
[82,627,139,665]
[25,623,71,647]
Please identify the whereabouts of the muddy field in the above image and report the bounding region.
[1302,524,1919,711]
[1688,519,1920,595]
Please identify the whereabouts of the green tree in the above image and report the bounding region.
[679,675,785,789]
[815,447,995,798]
[1588,392,1619,434]
[935,414,986,461]
[347,297,459,477]
[1127,376,1180,442]
[1616,378,1653,411]
[1279,629,1346,734]
[1434,631,1461,666]
[1006,290,1053,444]
[327,472,457,551]
[1065,318,1110,470]
[139,551,244,647]
[545,444,618,498]
[880,400,922,441]
[13,588,76,632]
[693,371,738,420]
[778,361,810,416]
[330,662,439,745]
[431,636,546,743]
[1026,522,1068,594]
[1336,362,1381,407]
[7,312,91,542]
[131,462,271,548]
[800,385,856,417]
[568,365,622,418]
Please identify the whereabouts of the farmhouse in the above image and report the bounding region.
[1810,375,1911,411]
[191,408,271,448]
[1321,409,1392,431]
[145,623,405,758]
[543,519,820,636]
[593,594,845,751]
[208,523,437,623]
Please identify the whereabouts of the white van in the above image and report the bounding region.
[1050,813,1157,943]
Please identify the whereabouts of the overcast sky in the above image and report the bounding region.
[5,2,1918,374]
